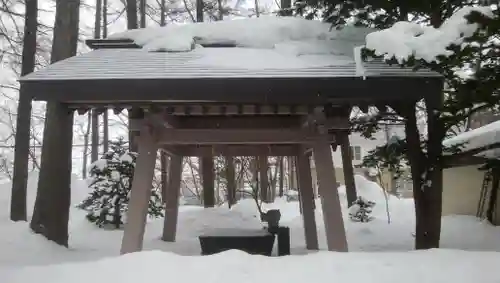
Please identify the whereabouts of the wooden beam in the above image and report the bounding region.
[202,156,215,208]
[162,154,183,242]
[337,134,358,206]
[296,148,319,250]
[157,129,333,145]
[178,115,303,129]
[312,141,348,252]
[129,112,179,131]
[177,145,299,157]
[121,127,159,254]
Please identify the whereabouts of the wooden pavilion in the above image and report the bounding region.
[13,33,442,255]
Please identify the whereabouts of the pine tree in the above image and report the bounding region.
[81,137,164,229]
[349,196,376,223]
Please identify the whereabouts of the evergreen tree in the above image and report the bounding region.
[81,137,164,229]
[349,196,376,223]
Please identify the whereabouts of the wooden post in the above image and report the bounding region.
[10,92,32,221]
[288,156,297,189]
[337,133,358,206]
[202,156,215,207]
[296,150,319,250]
[160,151,170,202]
[259,155,270,202]
[313,141,348,252]
[120,127,158,254]
[226,155,236,207]
[162,154,183,242]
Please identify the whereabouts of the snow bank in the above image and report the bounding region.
[365,6,494,63]
[338,174,391,202]
[5,249,500,283]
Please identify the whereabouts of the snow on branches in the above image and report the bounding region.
[364,6,495,64]
[79,137,163,229]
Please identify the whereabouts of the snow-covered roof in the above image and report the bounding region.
[21,17,440,82]
[20,47,440,81]
[444,120,500,159]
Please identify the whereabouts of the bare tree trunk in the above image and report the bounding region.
[278,157,284,197]
[403,98,443,250]
[269,158,278,201]
[254,0,260,17]
[279,0,291,16]
[226,156,236,207]
[196,0,203,22]
[139,0,146,28]
[90,0,102,164]
[10,0,38,222]
[160,0,166,26]
[82,113,91,178]
[217,0,223,20]
[126,0,139,150]
[126,0,138,29]
[30,0,80,247]
[102,0,109,154]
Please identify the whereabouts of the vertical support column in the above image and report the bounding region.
[337,133,358,206]
[313,141,348,252]
[259,155,270,203]
[226,155,236,208]
[296,149,319,250]
[160,151,170,202]
[10,92,32,221]
[120,127,158,254]
[162,154,183,242]
[288,156,297,189]
[202,156,215,207]
[128,109,144,153]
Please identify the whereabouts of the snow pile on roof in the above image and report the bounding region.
[443,120,500,158]
[365,6,494,63]
[109,16,373,55]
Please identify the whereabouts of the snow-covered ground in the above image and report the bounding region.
[1,173,500,282]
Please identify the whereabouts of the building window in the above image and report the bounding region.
[350,146,362,161]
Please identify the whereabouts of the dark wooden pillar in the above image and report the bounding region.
[30,102,74,247]
[226,155,236,207]
[259,155,270,202]
[337,133,358,206]
[10,92,32,221]
[202,156,215,207]
[162,154,183,242]
[128,109,144,153]
[296,150,319,250]
[160,151,170,202]
[313,140,348,252]
[121,127,158,254]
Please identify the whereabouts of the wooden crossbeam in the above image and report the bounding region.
[157,128,332,145]
[178,115,302,129]
[176,145,302,157]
